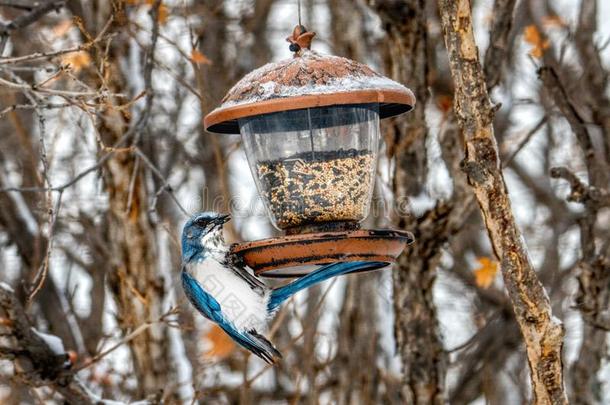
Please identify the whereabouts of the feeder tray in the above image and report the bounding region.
[230,229,414,278]
[205,26,416,277]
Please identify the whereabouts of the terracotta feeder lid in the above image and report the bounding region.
[204,26,415,134]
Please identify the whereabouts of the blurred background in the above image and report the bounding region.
[0,0,608,403]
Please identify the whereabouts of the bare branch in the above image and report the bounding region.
[502,115,547,167]
[133,147,190,217]
[539,66,609,188]
[483,0,517,90]
[26,191,63,305]
[0,16,113,65]
[0,1,64,33]
[74,307,179,372]
[0,1,37,11]
[0,283,92,404]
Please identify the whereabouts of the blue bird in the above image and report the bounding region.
[180,211,387,364]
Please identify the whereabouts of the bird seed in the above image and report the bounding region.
[256,149,375,229]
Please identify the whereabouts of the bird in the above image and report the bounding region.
[180,211,387,364]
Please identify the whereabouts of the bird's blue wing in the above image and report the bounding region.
[181,270,223,323]
[267,261,388,312]
[181,270,281,364]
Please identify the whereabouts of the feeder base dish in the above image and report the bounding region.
[230,229,414,278]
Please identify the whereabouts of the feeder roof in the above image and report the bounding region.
[204,50,415,134]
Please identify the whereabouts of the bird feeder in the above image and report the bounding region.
[204,26,415,277]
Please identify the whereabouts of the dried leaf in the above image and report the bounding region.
[474,257,499,288]
[62,51,92,72]
[190,50,212,65]
[134,1,169,24]
[203,324,234,359]
[145,0,169,24]
[523,25,550,58]
[157,4,169,25]
[436,95,453,113]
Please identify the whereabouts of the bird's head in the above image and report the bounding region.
[181,212,231,262]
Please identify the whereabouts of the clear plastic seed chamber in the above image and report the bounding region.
[238,104,380,232]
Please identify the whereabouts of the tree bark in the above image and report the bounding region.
[371,1,447,403]
[76,1,173,397]
[437,1,567,403]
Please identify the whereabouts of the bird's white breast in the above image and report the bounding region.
[188,258,269,332]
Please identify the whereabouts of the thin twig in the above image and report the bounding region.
[26,108,59,306]
[74,307,179,372]
[0,76,126,98]
[245,277,338,385]
[26,191,63,305]
[134,147,190,217]
[131,0,162,147]
[0,102,71,118]
[0,1,36,11]
[501,116,547,167]
[125,155,140,214]
[550,166,610,208]
[0,15,114,65]
[0,1,65,34]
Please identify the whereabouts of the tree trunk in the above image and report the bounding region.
[371,1,447,403]
[80,1,173,397]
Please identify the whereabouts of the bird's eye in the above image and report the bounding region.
[195,219,208,226]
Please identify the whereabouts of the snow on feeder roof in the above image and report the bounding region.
[204,29,415,134]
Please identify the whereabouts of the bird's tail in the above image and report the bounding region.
[246,329,282,364]
[267,261,387,312]
[217,324,282,365]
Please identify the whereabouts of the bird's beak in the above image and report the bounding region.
[215,214,231,226]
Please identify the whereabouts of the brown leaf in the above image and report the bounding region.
[62,51,92,72]
[203,324,235,359]
[143,0,168,24]
[523,25,550,58]
[157,4,169,25]
[473,257,499,288]
[190,50,212,65]
[436,95,453,113]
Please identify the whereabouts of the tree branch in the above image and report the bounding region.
[539,66,609,188]
[437,1,567,403]
[0,1,65,54]
[0,1,64,32]
[0,1,37,11]
[483,0,517,90]
[0,283,94,404]
[370,1,447,402]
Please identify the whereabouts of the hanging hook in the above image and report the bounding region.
[287,0,315,54]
